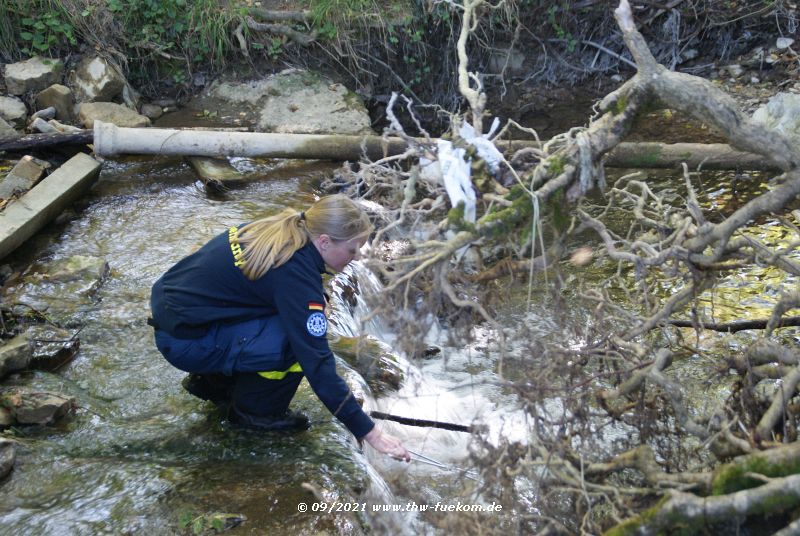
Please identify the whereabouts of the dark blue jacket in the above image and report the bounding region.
[150,226,375,438]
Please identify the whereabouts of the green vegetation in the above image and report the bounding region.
[711,452,800,496]
[1,0,236,87]
[0,0,76,55]
[547,3,578,52]
[309,0,373,39]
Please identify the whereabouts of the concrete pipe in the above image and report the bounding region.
[92,121,410,161]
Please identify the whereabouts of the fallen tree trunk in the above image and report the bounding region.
[0,130,94,152]
[605,474,800,536]
[93,122,780,170]
[603,141,778,170]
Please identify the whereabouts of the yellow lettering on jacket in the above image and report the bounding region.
[228,226,246,267]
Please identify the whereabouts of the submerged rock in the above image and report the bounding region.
[3,255,109,322]
[179,512,246,534]
[2,390,75,425]
[0,334,32,379]
[46,255,109,283]
[329,334,404,393]
[0,408,12,428]
[27,325,80,371]
[186,156,246,189]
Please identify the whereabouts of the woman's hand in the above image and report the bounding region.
[363,427,411,462]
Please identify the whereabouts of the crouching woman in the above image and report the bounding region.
[149,194,409,461]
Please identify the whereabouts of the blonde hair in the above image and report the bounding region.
[237,194,373,280]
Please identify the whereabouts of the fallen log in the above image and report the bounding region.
[605,475,800,536]
[0,130,94,152]
[604,141,778,171]
[606,443,800,535]
[668,315,800,332]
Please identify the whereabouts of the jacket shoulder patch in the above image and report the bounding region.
[306,311,327,337]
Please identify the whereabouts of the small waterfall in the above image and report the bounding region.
[328,261,388,338]
[328,262,529,474]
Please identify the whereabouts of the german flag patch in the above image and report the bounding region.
[308,302,325,311]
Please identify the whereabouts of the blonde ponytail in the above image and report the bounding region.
[237,194,373,280]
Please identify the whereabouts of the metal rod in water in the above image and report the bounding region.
[407,449,481,481]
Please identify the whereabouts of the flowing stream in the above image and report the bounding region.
[2,112,797,534]
[0,155,538,535]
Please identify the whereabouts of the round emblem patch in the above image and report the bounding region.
[306,312,327,337]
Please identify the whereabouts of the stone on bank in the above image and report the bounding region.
[78,102,150,129]
[191,69,373,135]
[3,56,64,96]
[0,96,28,130]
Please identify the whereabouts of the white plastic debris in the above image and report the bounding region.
[459,117,504,175]
[419,118,504,223]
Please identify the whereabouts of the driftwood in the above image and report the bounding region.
[369,411,473,433]
[668,315,800,332]
[608,444,800,535]
[0,130,94,152]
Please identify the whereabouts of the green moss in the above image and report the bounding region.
[603,496,667,536]
[548,154,566,176]
[479,190,533,238]
[612,93,628,115]
[626,145,664,168]
[549,188,568,232]
[711,454,800,495]
[749,490,800,517]
[603,495,694,536]
[342,88,365,110]
[447,202,476,233]
[506,183,528,201]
